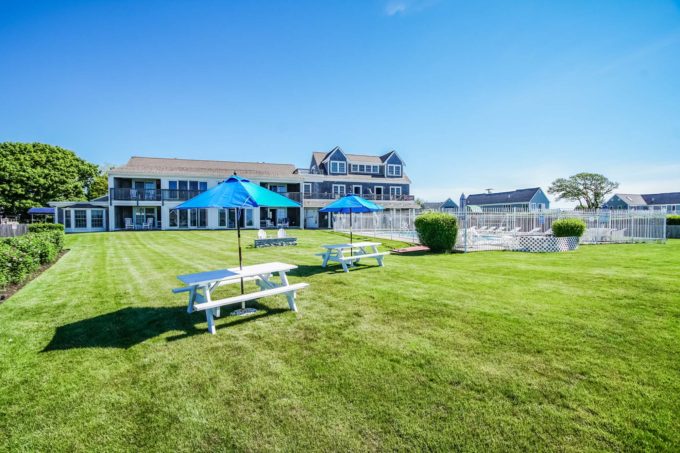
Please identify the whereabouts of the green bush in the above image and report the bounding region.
[28,223,64,233]
[415,212,458,253]
[667,215,680,226]
[552,218,587,238]
[0,229,64,290]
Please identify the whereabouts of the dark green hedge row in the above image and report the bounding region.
[552,218,587,238]
[415,212,458,253]
[667,215,680,226]
[0,230,65,290]
[28,223,65,233]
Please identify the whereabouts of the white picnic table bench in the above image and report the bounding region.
[172,262,308,334]
[317,241,388,272]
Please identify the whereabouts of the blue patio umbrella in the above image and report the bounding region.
[320,195,384,246]
[176,174,301,294]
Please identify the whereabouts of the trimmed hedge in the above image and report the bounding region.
[667,215,680,226]
[28,223,65,233]
[552,218,586,238]
[0,230,65,290]
[415,212,458,253]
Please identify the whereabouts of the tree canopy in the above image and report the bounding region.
[548,172,619,209]
[0,142,99,217]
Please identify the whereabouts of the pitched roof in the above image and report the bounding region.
[313,147,398,165]
[110,156,298,179]
[466,188,542,206]
[422,198,459,210]
[613,194,647,206]
[641,192,680,205]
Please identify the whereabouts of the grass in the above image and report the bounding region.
[1,230,679,451]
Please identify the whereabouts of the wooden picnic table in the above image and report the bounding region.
[172,262,308,334]
[318,241,388,272]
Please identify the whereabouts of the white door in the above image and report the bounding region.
[305,209,318,228]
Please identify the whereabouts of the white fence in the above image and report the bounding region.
[332,209,667,252]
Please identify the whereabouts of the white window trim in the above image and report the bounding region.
[387,164,402,177]
[303,183,312,194]
[332,184,346,196]
[330,161,346,174]
[389,186,402,197]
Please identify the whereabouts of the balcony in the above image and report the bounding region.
[302,192,415,202]
[161,189,206,202]
[110,188,203,202]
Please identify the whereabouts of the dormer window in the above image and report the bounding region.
[387,164,402,177]
[330,161,346,173]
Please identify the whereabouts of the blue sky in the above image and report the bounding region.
[1,0,679,205]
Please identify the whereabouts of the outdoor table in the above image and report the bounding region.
[318,242,388,272]
[172,262,308,334]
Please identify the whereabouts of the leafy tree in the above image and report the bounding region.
[88,164,115,200]
[0,142,99,217]
[548,172,619,209]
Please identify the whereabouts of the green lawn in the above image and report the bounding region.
[1,230,679,451]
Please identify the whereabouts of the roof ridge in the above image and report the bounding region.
[128,156,295,167]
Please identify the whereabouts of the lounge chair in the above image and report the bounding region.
[142,218,154,230]
[124,218,134,230]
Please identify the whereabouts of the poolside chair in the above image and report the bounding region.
[142,218,154,230]
[526,227,542,234]
[124,218,134,230]
[508,227,521,234]
[257,229,267,239]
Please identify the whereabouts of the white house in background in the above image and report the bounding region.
[50,149,418,232]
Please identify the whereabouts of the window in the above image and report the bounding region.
[199,182,207,191]
[198,209,207,228]
[303,183,312,195]
[372,165,379,173]
[351,164,358,172]
[169,209,178,227]
[74,210,87,228]
[352,185,362,195]
[91,210,104,228]
[332,184,346,197]
[330,161,346,173]
[389,186,402,197]
[387,164,402,177]
[179,210,188,228]
[358,164,365,173]
[64,210,71,229]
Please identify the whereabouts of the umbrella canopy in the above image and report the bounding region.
[176,175,301,302]
[319,195,384,214]
[320,195,383,246]
[176,175,300,210]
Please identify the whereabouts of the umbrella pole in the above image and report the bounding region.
[350,210,353,257]
[237,208,245,304]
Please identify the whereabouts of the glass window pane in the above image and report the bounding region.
[219,209,226,227]
[64,210,71,228]
[199,182,207,191]
[189,181,199,191]
[198,209,207,227]
[91,210,104,228]
[169,181,177,190]
[74,210,87,228]
[178,181,188,190]
[169,210,178,227]
[179,210,188,228]
[190,209,198,226]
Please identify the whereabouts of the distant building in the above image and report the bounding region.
[421,198,459,214]
[465,188,550,211]
[603,193,680,212]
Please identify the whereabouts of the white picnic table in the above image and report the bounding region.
[172,262,308,334]
[318,241,388,272]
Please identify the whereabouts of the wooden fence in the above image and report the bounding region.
[0,224,28,237]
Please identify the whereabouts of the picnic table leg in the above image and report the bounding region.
[187,287,197,313]
[205,309,216,334]
[321,251,330,267]
[372,245,384,266]
[278,271,297,311]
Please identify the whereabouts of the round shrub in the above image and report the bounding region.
[414,212,458,253]
[552,218,586,238]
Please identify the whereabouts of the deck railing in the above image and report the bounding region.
[302,192,415,202]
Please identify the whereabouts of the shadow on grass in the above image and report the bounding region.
[290,263,381,278]
[42,304,288,351]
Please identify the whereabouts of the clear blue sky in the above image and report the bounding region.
[1,0,679,205]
